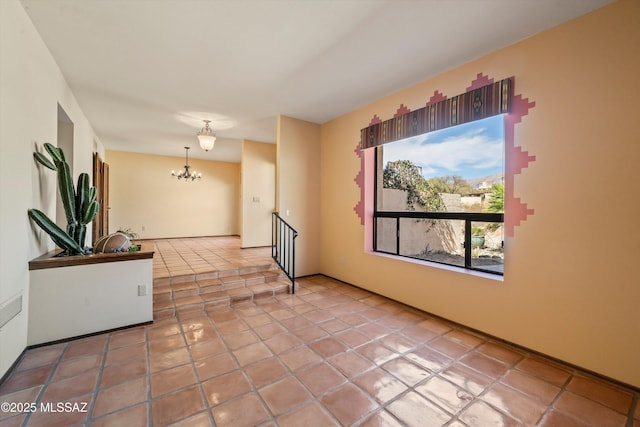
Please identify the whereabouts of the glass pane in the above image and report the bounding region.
[375,217,397,254]
[399,218,465,267]
[470,221,504,274]
[377,115,504,214]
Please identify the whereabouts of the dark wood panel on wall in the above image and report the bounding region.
[103,162,109,237]
[92,153,109,244]
[92,153,101,244]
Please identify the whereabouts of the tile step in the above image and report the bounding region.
[152,264,295,320]
[152,262,280,287]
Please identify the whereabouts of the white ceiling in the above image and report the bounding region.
[20,0,612,162]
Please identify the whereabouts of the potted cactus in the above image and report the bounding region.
[27,143,154,345]
[28,143,98,255]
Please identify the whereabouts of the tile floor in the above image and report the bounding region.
[1,238,638,427]
[151,237,275,280]
[149,237,291,319]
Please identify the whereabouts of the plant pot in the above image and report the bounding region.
[471,236,485,248]
[28,246,154,345]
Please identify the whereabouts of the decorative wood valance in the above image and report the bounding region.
[360,78,512,149]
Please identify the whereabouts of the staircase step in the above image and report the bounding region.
[152,266,294,320]
[153,263,278,287]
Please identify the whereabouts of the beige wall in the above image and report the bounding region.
[277,116,321,276]
[0,0,104,378]
[106,150,240,239]
[320,0,640,387]
[241,140,276,248]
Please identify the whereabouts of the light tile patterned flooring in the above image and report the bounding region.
[150,237,289,318]
[151,236,276,280]
[1,238,638,426]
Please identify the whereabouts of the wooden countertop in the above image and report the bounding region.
[29,244,154,271]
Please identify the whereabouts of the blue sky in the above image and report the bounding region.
[383,115,505,180]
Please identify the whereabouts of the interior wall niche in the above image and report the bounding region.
[56,104,74,228]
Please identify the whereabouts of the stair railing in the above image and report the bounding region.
[272,212,298,294]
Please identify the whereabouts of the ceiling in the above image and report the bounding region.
[20,0,612,162]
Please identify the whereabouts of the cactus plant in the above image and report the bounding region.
[28,143,99,255]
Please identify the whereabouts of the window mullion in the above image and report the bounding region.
[396,217,400,255]
[464,220,471,269]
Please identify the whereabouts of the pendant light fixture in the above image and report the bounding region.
[171,147,201,181]
[197,120,216,151]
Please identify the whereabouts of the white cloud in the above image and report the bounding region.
[383,125,503,178]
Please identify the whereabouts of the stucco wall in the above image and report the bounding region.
[0,0,104,378]
[277,116,321,276]
[319,0,640,387]
[241,140,276,248]
[106,150,240,239]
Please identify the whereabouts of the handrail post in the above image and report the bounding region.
[271,212,298,294]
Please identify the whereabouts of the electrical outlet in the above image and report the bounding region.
[137,285,147,296]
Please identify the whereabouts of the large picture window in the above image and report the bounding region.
[374,115,505,275]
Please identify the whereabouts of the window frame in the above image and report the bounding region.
[372,142,504,276]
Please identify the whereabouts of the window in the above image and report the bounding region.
[374,115,505,275]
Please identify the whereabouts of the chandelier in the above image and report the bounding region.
[197,120,216,151]
[171,147,201,181]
